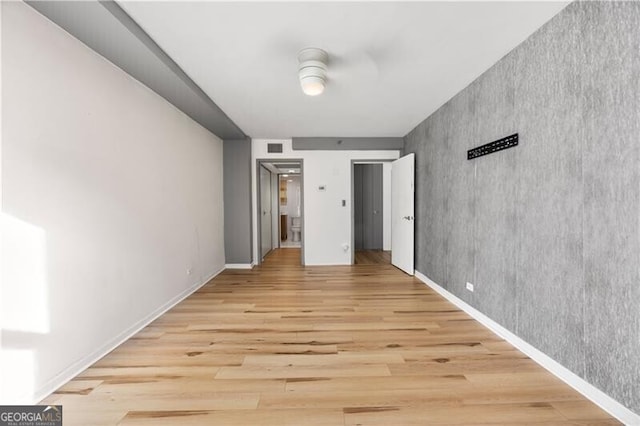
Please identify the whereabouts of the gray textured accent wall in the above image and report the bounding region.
[404,1,640,414]
[223,138,253,264]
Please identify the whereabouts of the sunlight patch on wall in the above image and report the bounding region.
[1,213,49,334]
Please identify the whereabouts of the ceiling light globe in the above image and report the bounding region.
[300,76,325,96]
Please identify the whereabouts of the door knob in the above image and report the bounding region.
[403,216,414,220]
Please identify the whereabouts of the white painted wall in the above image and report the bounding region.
[0,2,225,403]
[252,139,399,265]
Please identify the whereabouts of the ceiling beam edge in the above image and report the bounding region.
[292,137,404,151]
[26,0,247,140]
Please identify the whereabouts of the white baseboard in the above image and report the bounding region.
[32,266,225,404]
[224,263,253,269]
[414,270,640,426]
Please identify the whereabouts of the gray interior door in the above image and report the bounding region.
[354,164,383,250]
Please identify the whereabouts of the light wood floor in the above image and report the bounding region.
[355,250,391,265]
[43,248,618,425]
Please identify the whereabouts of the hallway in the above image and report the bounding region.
[43,249,617,425]
[354,250,391,265]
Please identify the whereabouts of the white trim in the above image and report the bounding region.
[225,263,253,269]
[32,266,225,404]
[414,270,640,426]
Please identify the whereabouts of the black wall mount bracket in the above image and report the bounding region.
[467,133,518,160]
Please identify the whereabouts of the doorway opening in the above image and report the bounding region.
[351,161,392,265]
[278,173,302,248]
[256,159,304,265]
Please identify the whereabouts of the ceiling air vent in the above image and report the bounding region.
[267,143,283,153]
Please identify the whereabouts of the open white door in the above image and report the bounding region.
[391,153,415,275]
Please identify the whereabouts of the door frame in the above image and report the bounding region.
[258,164,274,259]
[350,159,393,265]
[255,158,305,266]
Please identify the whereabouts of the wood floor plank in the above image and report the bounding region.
[242,353,405,367]
[118,408,345,426]
[216,364,392,380]
[551,400,619,421]
[90,378,286,396]
[42,248,619,425]
[342,403,567,425]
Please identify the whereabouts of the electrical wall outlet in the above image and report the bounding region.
[466,282,474,292]
[187,268,192,276]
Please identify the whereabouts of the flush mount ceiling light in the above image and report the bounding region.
[298,48,328,96]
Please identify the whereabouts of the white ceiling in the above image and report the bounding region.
[119,1,568,139]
